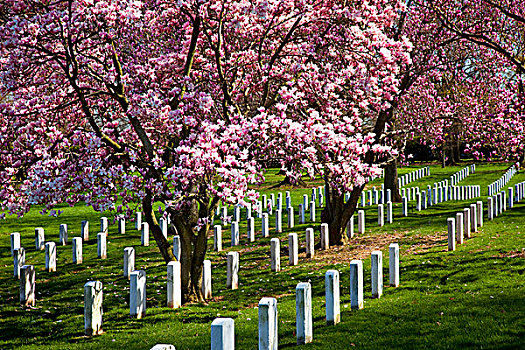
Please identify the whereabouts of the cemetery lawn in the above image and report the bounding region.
[1,162,524,349]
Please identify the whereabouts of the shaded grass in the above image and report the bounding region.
[0,162,524,349]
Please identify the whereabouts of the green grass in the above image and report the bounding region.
[1,162,524,349]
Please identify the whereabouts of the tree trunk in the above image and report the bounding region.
[142,196,174,264]
[321,181,364,245]
[171,200,208,304]
[384,160,402,202]
[322,106,394,245]
[321,186,346,245]
[453,139,461,163]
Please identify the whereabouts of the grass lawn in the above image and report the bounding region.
[0,162,524,349]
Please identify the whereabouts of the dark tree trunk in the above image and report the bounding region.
[171,200,209,304]
[453,139,461,163]
[143,190,216,304]
[270,175,306,188]
[321,185,346,245]
[384,160,402,202]
[322,106,394,245]
[142,195,174,264]
[322,180,365,245]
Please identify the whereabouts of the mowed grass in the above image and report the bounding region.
[0,162,524,349]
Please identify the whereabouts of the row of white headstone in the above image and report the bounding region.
[217,190,325,232]
[213,208,369,255]
[447,201,483,250]
[487,181,525,220]
[398,166,431,188]
[96,244,401,350]
[216,187,326,222]
[488,164,517,196]
[397,184,481,216]
[10,214,161,280]
[449,165,474,186]
[361,187,392,207]
[448,179,525,250]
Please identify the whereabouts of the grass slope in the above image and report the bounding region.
[0,162,524,349]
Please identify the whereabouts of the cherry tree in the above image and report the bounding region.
[0,0,411,299]
[394,0,525,166]
[427,0,525,162]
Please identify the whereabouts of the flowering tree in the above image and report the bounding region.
[256,1,412,244]
[394,0,525,166]
[427,0,525,162]
[0,0,411,300]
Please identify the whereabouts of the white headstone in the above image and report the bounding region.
[233,206,240,222]
[211,318,235,350]
[470,203,478,233]
[303,194,308,211]
[309,201,315,222]
[488,197,494,220]
[389,243,399,287]
[202,259,212,299]
[258,297,278,350]
[320,223,329,250]
[325,270,340,325]
[20,265,35,307]
[173,236,181,261]
[35,228,45,251]
[306,228,314,258]
[477,201,483,227]
[346,215,355,238]
[455,213,464,244]
[298,204,305,224]
[123,247,135,279]
[72,237,83,264]
[378,204,384,227]
[81,220,89,241]
[118,216,125,234]
[45,242,56,272]
[247,217,255,242]
[227,252,239,290]
[287,207,294,229]
[296,282,313,344]
[13,247,25,279]
[358,210,365,234]
[214,225,222,251]
[350,260,364,309]
[262,213,269,238]
[135,212,142,230]
[371,251,383,298]
[270,238,280,272]
[447,218,456,251]
[463,208,471,239]
[59,223,68,246]
[159,218,168,239]
[167,261,181,308]
[84,281,103,335]
[231,222,239,246]
[97,232,107,259]
[288,233,298,266]
[10,232,20,257]
[141,222,150,246]
[221,207,228,226]
[100,217,108,235]
[150,345,175,350]
[275,209,282,234]
[130,270,146,318]
[246,204,252,220]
